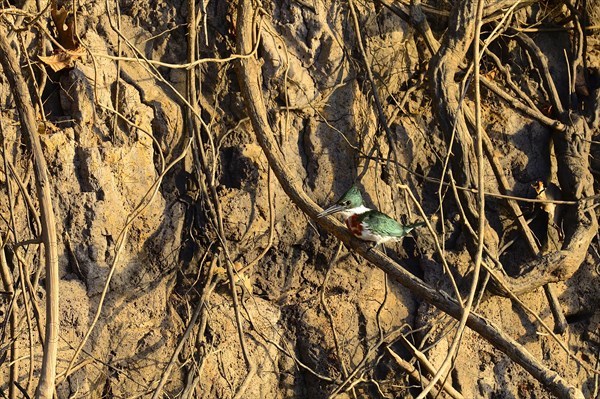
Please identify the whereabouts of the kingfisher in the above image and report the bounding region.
[318,185,424,248]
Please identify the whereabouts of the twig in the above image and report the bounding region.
[1,119,22,399]
[238,283,338,385]
[481,74,566,131]
[376,271,388,346]
[362,153,580,205]
[484,47,538,110]
[231,359,257,399]
[386,347,444,399]
[2,159,41,236]
[594,346,600,398]
[56,333,147,388]
[94,102,166,172]
[17,33,45,122]
[109,0,123,140]
[561,1,584,109]
[13,381,31,399]
[87,31,262,69]
[223,248,257,399]
[462,60,569,332]
[380,0,566,133]
[254,333,335,382]
[352,0,461,304]
[184,1,256,394]
[0,23,59,399]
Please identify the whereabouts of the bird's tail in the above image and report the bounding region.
[405,221,426,234]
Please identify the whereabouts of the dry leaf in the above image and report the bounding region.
[51,4,79,50]
[39,48,85,72]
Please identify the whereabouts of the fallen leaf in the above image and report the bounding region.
[39,47,85,72]
[51,5,79,50]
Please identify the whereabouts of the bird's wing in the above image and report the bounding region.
[360,211,406,237]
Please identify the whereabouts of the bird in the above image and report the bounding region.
[318,184,424,248]
[532,180,564,240]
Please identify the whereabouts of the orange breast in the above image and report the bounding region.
[346,214,363,236]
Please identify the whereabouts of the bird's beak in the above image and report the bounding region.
[317,204,344,218]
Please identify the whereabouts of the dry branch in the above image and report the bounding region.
[235,1,584,397]
[0,23,59,399]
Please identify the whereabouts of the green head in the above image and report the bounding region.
[318,184,369,219]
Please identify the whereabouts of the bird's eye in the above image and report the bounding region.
[342,201,350,206]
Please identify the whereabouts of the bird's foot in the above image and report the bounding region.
[368,243,385,255]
